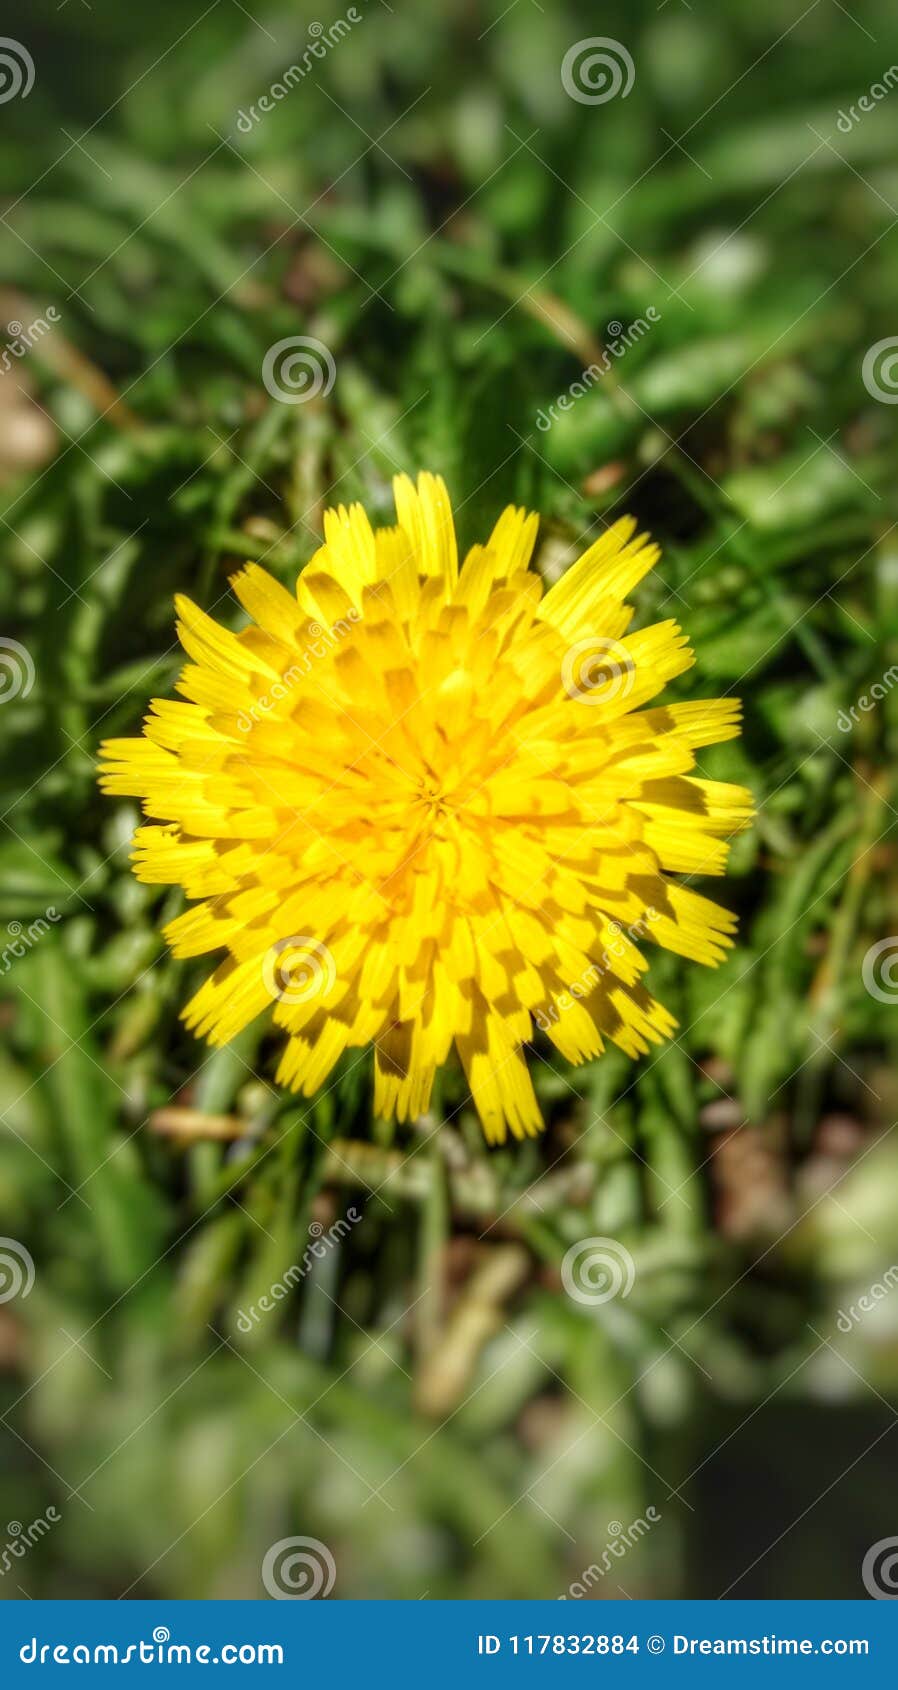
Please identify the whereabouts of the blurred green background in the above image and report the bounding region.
[1,0,898,1600]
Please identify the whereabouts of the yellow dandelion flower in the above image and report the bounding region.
[99,472,752,1145]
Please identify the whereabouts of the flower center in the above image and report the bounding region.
[412,770,454,824]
